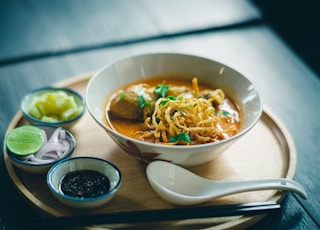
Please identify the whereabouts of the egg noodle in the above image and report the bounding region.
[134,78,238,145]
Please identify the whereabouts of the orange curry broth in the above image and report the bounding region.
[104,76,241,142]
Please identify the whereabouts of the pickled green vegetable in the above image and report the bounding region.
[27,91,83,122]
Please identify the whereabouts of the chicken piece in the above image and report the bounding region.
[167,86,193,98]
[166,77,198,98]
[108,84,155,120]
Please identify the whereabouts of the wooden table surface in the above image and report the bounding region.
[0,1,319,229]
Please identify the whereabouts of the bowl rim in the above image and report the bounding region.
[47,156,122,202]
[21,86,86,125]
[86,52,263,149]
[6,124,76,167]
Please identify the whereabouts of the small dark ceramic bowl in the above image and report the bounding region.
[47,157,122,209]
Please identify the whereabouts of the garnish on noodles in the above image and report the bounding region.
[107,77,240,145]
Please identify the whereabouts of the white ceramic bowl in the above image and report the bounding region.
[6,125,76,174]
[86,53,262,167]
[47,157,122,209]
[21,87,86,129]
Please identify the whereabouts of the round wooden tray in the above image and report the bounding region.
[3,74,296,229]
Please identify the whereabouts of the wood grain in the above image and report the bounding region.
[0,0,261,64]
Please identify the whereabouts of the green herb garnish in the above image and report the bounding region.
[160,96,176,106]
[119,92,125,99]
[160,99,169,106]
[139,95,150,108]
[169,132,191,142]
[177,95,183,101]
[155,83,169,98]
[222,111,229,116]
[215,110,230,116]
[167,95,176,100]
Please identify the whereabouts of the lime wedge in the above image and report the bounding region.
[6,125,45,156]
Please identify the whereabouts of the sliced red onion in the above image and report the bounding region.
[20,127,71,164]
[35,142,66,159]
[59,128,67,140]
[48,127,62,143]
[21,155,58,164]
[56,140,70,158]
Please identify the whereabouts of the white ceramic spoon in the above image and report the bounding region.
[146,161,307,206]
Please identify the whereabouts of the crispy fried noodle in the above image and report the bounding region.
[134,78,238,145]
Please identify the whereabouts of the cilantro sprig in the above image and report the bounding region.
[139,95,151,108]
[169,132,190,142]
[154,82,169,98]
[160,95,177,106]
[119,92,125,99]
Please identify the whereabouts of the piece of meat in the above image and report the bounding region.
[108,84,155,120]
[167,86,193,98]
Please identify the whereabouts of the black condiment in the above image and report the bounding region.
[60,170,110,198]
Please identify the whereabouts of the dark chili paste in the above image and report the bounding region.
[60,170,110,198]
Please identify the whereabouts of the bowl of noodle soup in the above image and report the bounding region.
[86,53,262,167]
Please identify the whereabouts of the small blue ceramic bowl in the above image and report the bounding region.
[6,124,76,174]
[21,87,86,129]
[47,157,122,209]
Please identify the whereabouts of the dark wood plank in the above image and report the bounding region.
[248,194,318,230]
[0,0,261,63]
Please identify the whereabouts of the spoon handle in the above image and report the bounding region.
[214,178,307,199]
